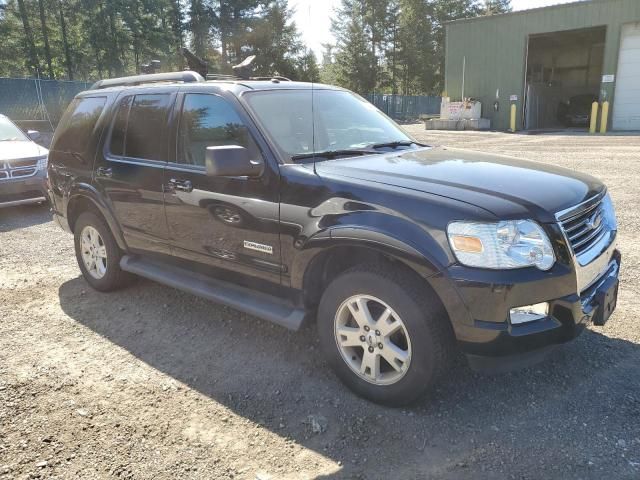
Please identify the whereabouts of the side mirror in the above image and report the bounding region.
[27,130,41,141]
[205,145,263,177]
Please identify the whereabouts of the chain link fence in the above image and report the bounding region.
[0,78,92,130]
[364,94,441,121]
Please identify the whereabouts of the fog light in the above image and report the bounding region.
[510,302,549,325]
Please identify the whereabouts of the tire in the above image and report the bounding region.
[74,211,134,292]
[317,264,455,406]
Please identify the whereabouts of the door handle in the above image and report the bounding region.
[96,166,112,178]
[168,178,193,193]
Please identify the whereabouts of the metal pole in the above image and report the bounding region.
[461,56,466,100]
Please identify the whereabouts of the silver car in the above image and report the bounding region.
[0,114,49,208]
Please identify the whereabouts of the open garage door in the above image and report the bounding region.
[613,23,640,131]
[524,27,605,131]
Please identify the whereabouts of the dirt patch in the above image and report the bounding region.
[1,130,639,479]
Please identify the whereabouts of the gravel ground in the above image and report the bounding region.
[1,129,639,480]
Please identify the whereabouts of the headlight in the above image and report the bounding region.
[601,192,617,232]
[447,220,555,270]
[36,155,48,171]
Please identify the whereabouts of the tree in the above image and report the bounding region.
[297,49,320,82]
[167,0,185,70]
[216,0,270,68]
[319,44,339,85]
[0,0,339,87]
[324,0,499,95]
[16,0,41,74]
[58,0,74,79]
[248,0,301,77]
[331,0,378,93]
[483,0,511,15]
[189,0,211,61]
[37,0,54,78]
[395,0,437,95]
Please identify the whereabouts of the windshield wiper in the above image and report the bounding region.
[291,149,381,162]
[367,140,424,150]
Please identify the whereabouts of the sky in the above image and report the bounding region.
[290,0,585,59]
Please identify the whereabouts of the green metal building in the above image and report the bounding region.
[444,0,640,131]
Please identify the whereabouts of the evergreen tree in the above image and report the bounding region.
[0,0,498,93]
[331,0,377,93]
[395,0,436,95]
[248,0,301,78]
[216,0,270,68]
[483,0,511,15]
[297,49,320,82]
[319,44,339,85]
[16,0,41,75]
[37,0,54,78]
[189,0,212,61]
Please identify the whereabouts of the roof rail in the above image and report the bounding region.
[205,74,292,82]
[206,73,241,81]
[251,76,292,82]
[90,71,204,90]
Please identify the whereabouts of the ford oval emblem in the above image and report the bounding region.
[586,212,602,231]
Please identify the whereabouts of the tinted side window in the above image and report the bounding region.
[53,96,106,155]
[109,95,132,156]
[109,93,171,161]
[177,94,258,167]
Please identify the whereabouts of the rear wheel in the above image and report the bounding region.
[74,211,134,292]
[317,264,454,406]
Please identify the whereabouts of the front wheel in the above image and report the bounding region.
[317,264,454,406]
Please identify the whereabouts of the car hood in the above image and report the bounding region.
[314,146,605,222]
[0,140,48,162]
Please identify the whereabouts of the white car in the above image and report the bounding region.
[0,114,49,208]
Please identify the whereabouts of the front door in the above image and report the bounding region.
[163,91,282,284]
[95,91,174,255]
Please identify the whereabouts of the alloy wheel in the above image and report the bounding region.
[80,225,108,279]
[334,294,412,385]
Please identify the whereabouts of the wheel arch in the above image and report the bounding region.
[293,230,474,335]
[66,185,127,251]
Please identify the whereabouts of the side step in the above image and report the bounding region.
[120,255,306,331]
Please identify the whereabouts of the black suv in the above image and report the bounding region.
[47,71,620,405]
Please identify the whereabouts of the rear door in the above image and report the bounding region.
[163,90,282,284]
[47,95,107,211]
[94,90,174,255]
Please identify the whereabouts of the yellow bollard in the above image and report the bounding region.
[589,102,599,134]
[600,101,609,134]
[510,104,517,132]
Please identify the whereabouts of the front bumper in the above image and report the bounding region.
[447,238,620,370]
[0,172,48,208]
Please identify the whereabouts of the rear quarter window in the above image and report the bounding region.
[52,96,107,161]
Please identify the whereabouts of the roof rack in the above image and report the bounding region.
[90,71,204,90]
[205,74,292,82]
[206,73,241,81]
[251,76,292,82]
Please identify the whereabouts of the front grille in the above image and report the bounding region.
[6,159,38,169]
[0,158,39,181]
[10,167,37,177]
[559,197,607,256]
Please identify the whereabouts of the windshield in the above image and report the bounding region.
[244,89,413,160]
[0,116,29,142]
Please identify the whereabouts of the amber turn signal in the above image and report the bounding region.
[451,235,484,253]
